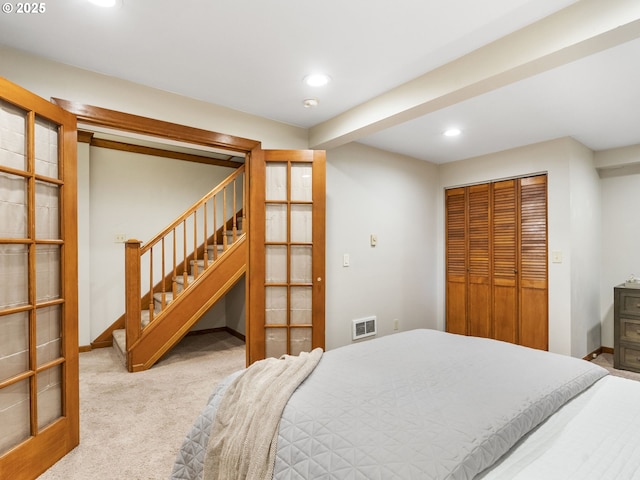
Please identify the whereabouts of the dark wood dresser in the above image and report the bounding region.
[614,284,640,373]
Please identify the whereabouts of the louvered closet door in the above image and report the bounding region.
[467,184,491,338]
[445,174,547,349]
[0,78,78,479]
[248,149,325,364]
[492,180,518,343]
[518,175,548,350]
[445,187,467,335]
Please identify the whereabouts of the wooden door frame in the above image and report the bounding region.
[247,148,326,365]
[51,100,265,364]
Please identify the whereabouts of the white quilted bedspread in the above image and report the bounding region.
[273,330,606,479]
[171,330,607,480]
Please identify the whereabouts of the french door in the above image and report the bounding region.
[0,77,79,479]
[247,148,325,364]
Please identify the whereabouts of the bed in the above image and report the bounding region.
[170,329,640,479]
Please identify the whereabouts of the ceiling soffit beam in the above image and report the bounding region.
[309,0,640,151]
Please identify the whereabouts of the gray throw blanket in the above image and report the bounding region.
[203,348,323,480]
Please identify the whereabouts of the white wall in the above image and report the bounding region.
[567,140,601,357]
[325,142,440,349]
[598,146,640,348]
[438,138,583,356]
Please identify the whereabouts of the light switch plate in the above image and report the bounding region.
[551,251,562,263]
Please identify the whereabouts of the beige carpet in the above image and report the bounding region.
[590,352,640,381]
[38,331,246,480]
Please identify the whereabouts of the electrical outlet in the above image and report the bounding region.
[393,318,399,331]
[114,233,127,243]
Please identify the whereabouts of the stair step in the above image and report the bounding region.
[112,329,127,368]
[153,291,174,309]
[175,274,195,293]
[223,230,243,244]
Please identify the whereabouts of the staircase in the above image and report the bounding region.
[112,166,247,372]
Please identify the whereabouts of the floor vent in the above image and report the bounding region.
[352,316,377,340]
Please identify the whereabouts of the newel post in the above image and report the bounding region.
[125,239,142,352]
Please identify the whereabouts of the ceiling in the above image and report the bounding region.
[1,0,639,164]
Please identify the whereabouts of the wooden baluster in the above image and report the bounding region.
[223,186,228,250]
[125,239,142,351]
[148,247,154,324]
[161,237,166,310]
[182,219,188,288]
[193,211,198,277]
[172,228,177,298]
[233,178,237,242]
[213,195,218,260]
[204,202,209,268]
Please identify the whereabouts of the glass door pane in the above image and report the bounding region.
[0,90,77,468]
[262,156,320,357]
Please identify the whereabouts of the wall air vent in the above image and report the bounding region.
[352,316,377,341]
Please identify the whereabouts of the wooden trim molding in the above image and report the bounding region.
[53,98,261,153]
[90,137,242,169]
[583,346,615,361]
[77,130,94,144]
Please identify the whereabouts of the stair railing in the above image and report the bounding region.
[124,165,245,351]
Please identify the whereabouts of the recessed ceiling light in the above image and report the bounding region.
[443,128,461,137]
[303,74,331,87]
[88,0,118,7]
[303,98,319,108]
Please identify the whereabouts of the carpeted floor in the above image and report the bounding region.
[590,352,640,381]
[37,331,246,480]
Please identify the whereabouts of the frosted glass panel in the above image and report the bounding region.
[266,162,287,201]
[0,311,29,382]
[0,378,30,455]
[290,246,312,283]
[0,172,28,238]
[290,204,312,243]
[0,244,28,308]
[34,115,59,179]
[265,204,287,242]
[290,328,312,356]
[36,305,62,367]
[265,286,287,325]
[37,365,62,430]
[290,163,312,201]
[0,99,27,171]
[290,286,311,325]
[35,181,60,239]
[265,245,287,283]
[36,244,61,303]
[265,328,287,358]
